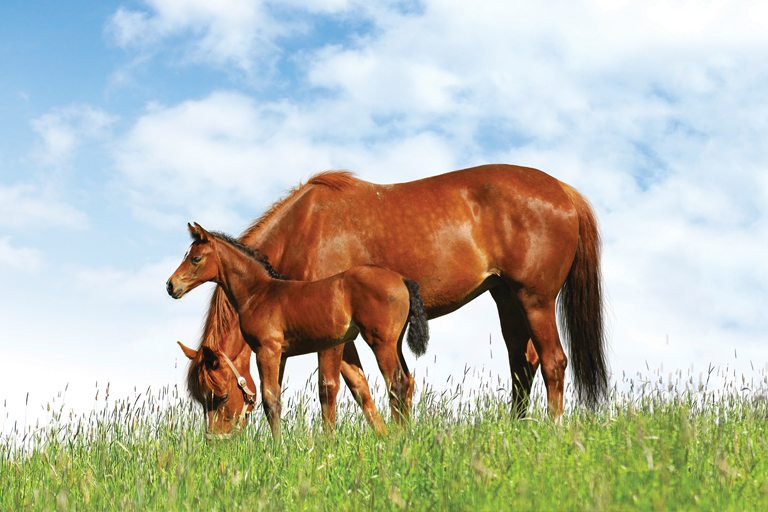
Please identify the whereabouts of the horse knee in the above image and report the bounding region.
[318,376,340,404]
[261,397,281,419]
[542,351,567,381]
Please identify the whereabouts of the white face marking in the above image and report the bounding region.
[184,244,192,260]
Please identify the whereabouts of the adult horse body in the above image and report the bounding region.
[186,164,607,427]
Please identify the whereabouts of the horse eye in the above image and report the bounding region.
[191,256,202,264]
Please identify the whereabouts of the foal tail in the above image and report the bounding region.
[403,279,429,357]
[558,183,608,409]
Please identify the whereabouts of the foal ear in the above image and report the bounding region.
[187,222,210,243]
[201,345,220,369]
[177,341,198,360]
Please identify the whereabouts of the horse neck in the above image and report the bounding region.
[219,321,250,362]
[239,185,319,270]
[212,239,272,314]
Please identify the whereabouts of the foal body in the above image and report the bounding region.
[167,223,428,440]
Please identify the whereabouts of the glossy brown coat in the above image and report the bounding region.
[168,224,429,439]
[185,164,607,429]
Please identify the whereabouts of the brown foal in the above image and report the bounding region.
[167,223,429,440]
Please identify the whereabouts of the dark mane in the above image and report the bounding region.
[192,229,289,280]
[186,287,233,403]
[240,170,357,244]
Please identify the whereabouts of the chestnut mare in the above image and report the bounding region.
[181,164,607,433]
[167,223,430,440]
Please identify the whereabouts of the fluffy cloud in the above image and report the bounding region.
[0,236,43,273]
[0,184,88,229]
[107,0,285,73]
[30,105,116,167]
[112,91,458,231]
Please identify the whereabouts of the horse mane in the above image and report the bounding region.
[186,170,357,405]
[240,170,357,244]
[205,230,289,281]
[186,287,234,403]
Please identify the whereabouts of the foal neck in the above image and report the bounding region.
[212,236,275,311]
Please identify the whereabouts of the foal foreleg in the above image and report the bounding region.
[255,347,283,442]
[317,346,342,433]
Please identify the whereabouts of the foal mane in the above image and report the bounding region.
[186,170,357,405]
[205,230,288,281]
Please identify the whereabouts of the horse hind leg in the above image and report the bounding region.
[519,296,567,417]
[490,287,540,418]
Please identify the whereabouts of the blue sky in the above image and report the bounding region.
[2,0,768,431]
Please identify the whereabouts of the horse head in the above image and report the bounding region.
[178,340,256,439]
[166,223,219,299]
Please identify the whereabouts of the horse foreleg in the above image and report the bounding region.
[490,287,538,418]
[255,347,283,442]
[317,346,342,433]
[339,343,388,435]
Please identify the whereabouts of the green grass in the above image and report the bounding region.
[2,370,768,511]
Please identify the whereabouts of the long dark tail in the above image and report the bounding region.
[558,183,608,409]
[403,279,429,357]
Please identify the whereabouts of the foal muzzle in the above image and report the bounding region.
[166,278,184,299]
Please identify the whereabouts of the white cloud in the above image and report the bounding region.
[107,0,285,73]
[0,237,43,273]
[30,105,117,167]
[0,184,88,229]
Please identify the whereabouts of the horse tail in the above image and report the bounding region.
[558,182,608,409]
[403,279,429,357]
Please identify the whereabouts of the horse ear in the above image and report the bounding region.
[201,345,220,369]
[193,222,210,243]
[177,341,197,360]
[188,222,209,243]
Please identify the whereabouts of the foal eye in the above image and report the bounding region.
[191,256,202,264]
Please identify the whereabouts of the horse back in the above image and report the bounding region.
[251,164,580,312]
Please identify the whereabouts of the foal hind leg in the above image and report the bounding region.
[490,287,539,418]
[339,343,388,435]
[360,330,411,426]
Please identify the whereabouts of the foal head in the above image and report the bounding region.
[178,340,256,438]
[166,223,220,299]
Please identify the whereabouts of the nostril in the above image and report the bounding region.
[166,280,174,296]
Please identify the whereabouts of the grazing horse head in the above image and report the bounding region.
[177,340,256,438]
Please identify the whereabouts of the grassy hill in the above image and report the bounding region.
[2,370,767,511]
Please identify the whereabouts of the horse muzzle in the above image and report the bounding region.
[166,278,185,299]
